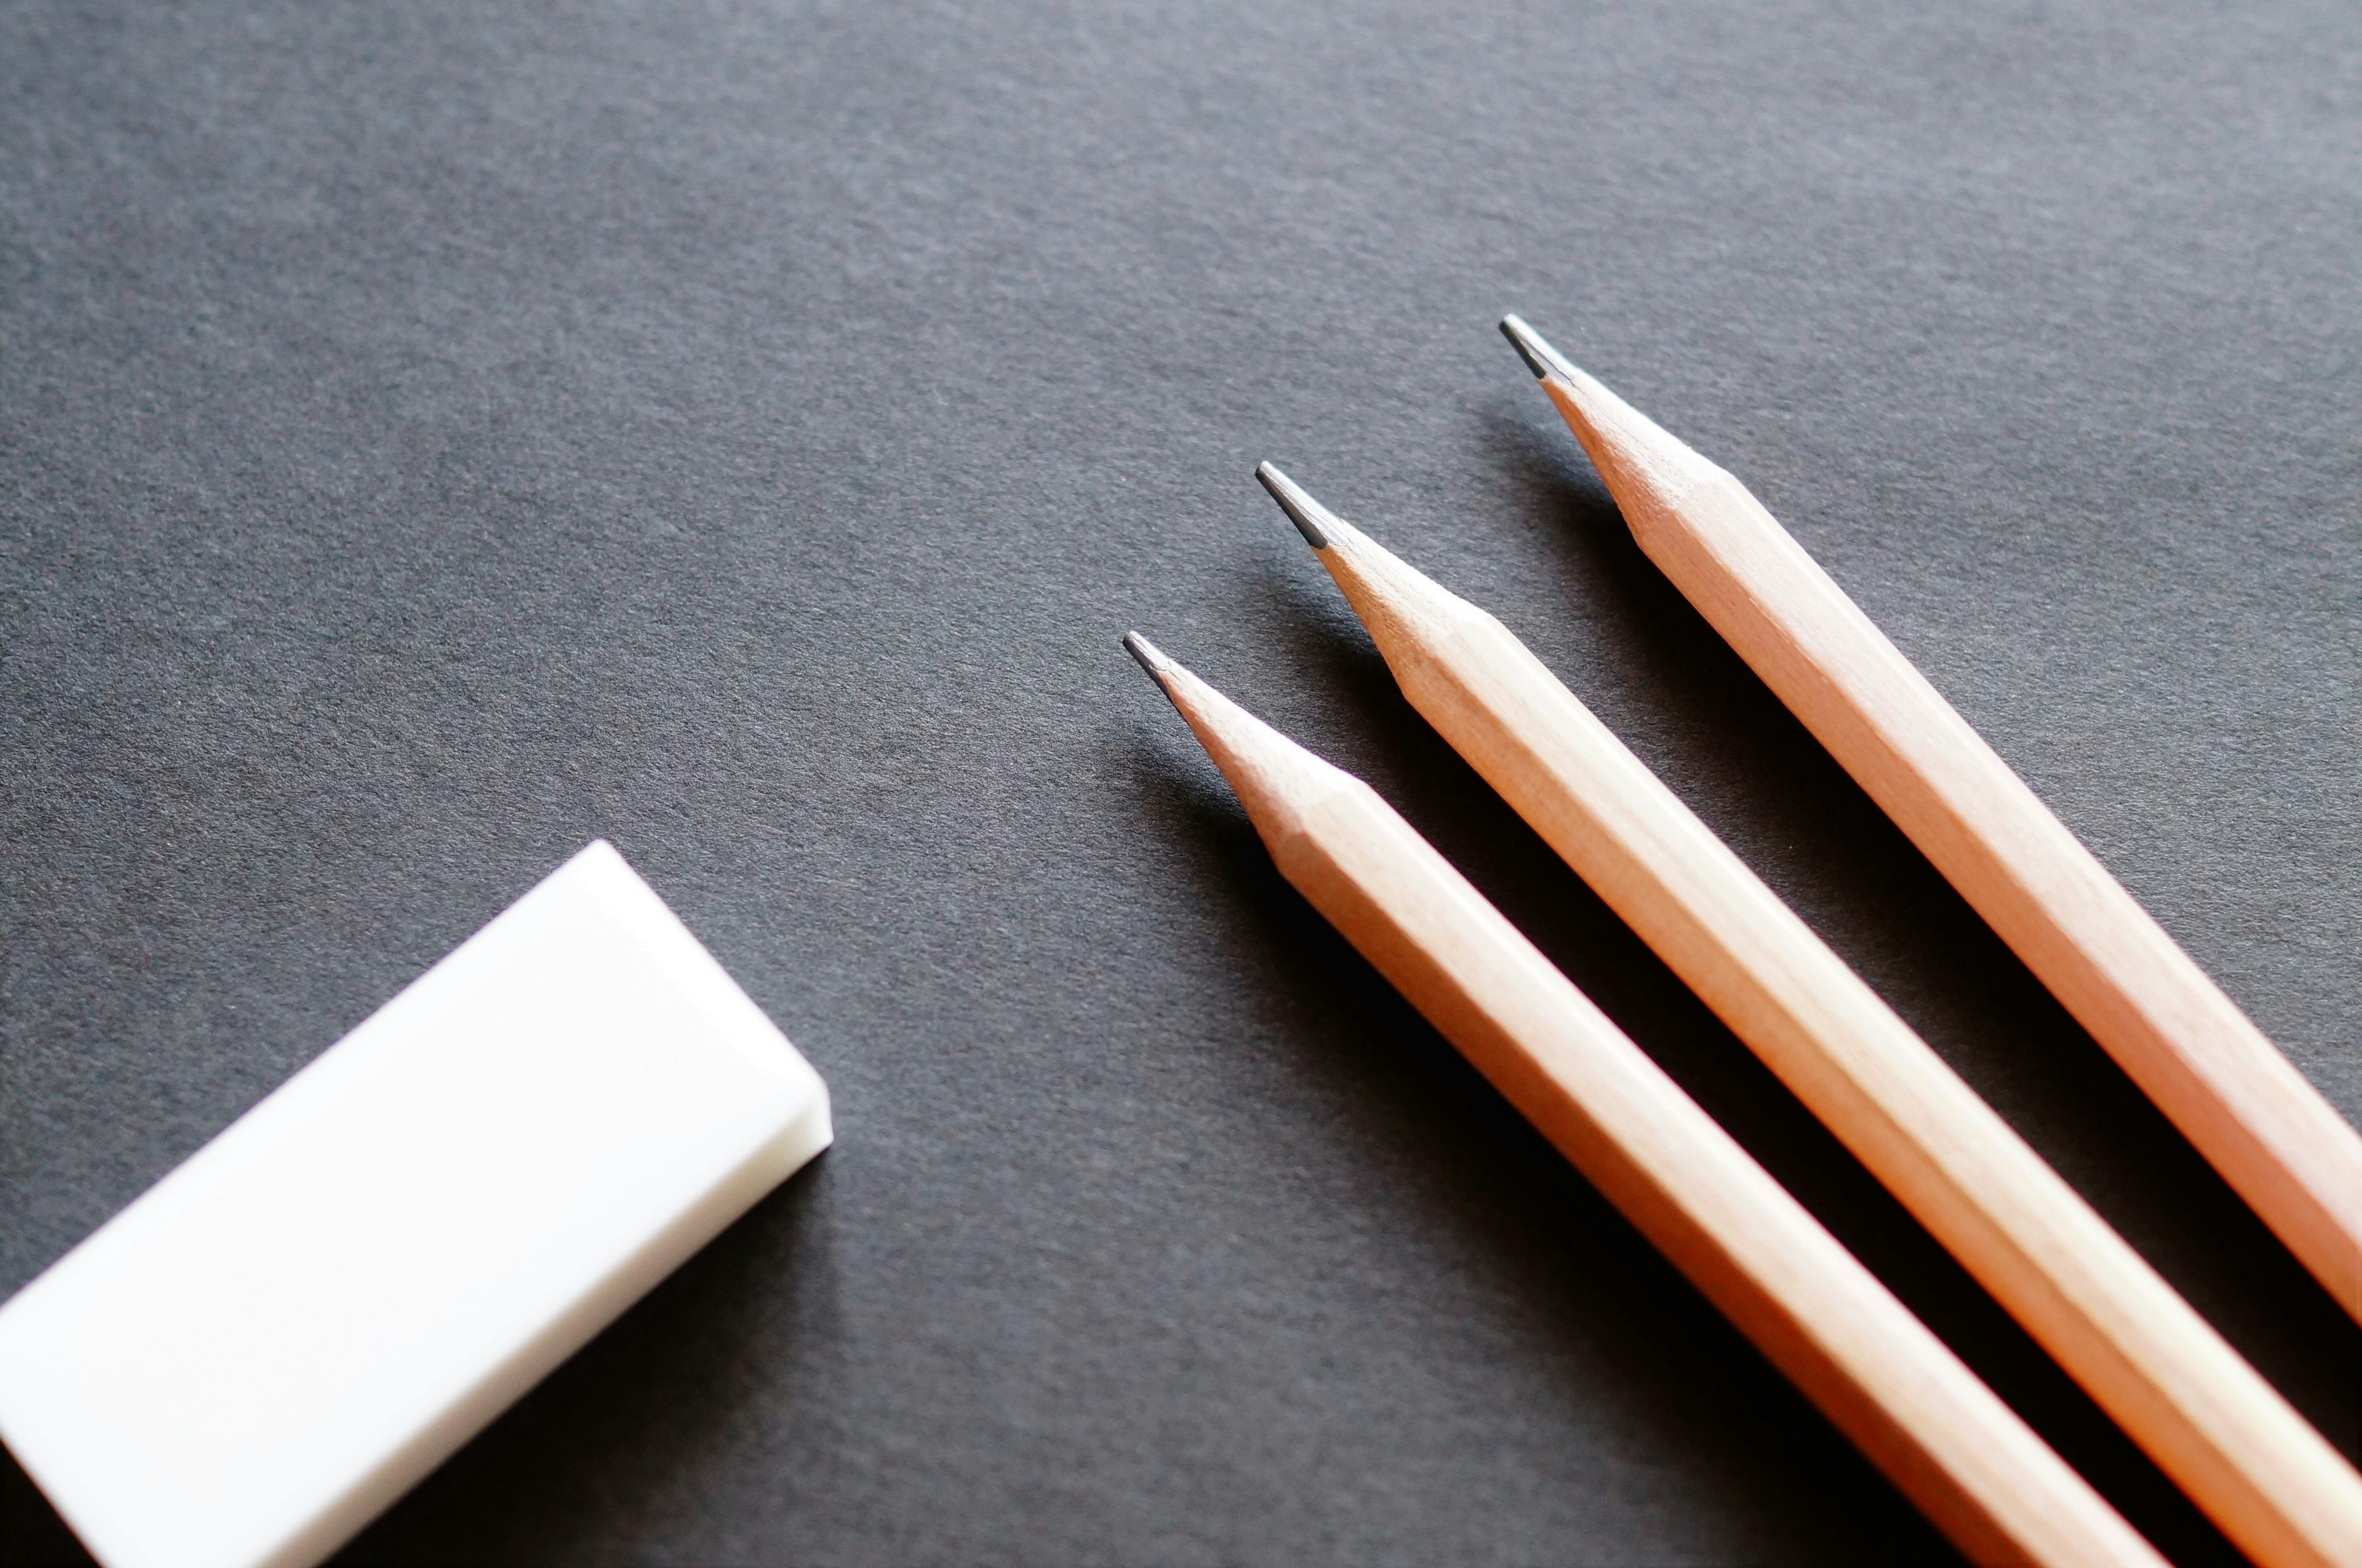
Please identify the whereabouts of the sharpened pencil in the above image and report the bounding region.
[1253,467,2362,1568]
[1122,632,2164,1568]
[1500,314,2362,1337]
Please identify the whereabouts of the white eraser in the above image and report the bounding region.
[0,841,831,1568]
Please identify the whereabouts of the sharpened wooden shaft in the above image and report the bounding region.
[1254,475,2362,1568]
[1125,635,2166,1568]
[1508,318,2362,1337]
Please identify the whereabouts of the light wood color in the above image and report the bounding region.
[1508,316,2362,1334]
[1257,466,2362,1568]
[1127,633,2165,1568]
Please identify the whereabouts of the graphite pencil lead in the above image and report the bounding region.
[1123,631,1177,698]
[1500,314,1580,385]
[1254,462,1339,550]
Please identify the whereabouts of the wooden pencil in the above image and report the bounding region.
[1251,468,2362,1568]
[1499,313,2362,1336]
[1122,631,2164,1568]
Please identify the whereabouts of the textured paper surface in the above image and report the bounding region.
[2,1,2356,1563]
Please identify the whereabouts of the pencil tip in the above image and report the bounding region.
[1500,314,1578,384]
[1254,462,1338,550]
[1123,631,1176,695]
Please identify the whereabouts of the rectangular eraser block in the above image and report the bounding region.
[0,840,831,1568]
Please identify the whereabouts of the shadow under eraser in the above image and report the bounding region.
[0,840,832,1568]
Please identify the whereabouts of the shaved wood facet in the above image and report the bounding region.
[1130,638,2165,1568]
[1516,322,2362,1337]
[1265,477,2362,1568]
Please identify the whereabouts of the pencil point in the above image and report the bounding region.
[1508,320,1724,519]
[1123,631,1177,696]
[1255,463,1339,551]
[1500,314,1579,384]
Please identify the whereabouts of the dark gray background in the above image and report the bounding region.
[3,1,2357,1562]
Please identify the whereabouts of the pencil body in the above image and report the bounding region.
[1259,472,2362,1568]
[1508,319,2362,1335]
[1127,637,2163,1568]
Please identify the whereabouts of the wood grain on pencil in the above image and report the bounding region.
[1254,468,2362,1568]
[1501,314,2362,1338]
[1123,633,2163,1568]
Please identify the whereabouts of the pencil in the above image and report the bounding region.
[1122,631,2163,1568]
[1252,468,2362,1568]
[1500,314,2362,1335]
